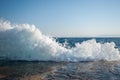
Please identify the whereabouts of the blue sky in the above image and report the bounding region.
[0,0,120,37]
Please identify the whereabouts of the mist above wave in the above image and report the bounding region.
[0,20,120,61]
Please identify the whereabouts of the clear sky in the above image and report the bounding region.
[0,0,120,37]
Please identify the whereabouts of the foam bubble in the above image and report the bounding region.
[0,20,120,61]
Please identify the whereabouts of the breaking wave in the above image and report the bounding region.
[0,20,120,61]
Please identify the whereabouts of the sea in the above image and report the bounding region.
[0,20,120,80]
[0,38,120,80]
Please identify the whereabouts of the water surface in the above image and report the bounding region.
[0,61,120,80]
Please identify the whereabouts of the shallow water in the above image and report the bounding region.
[0,61,120,80]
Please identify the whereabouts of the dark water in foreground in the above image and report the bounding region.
[0,61,120,80]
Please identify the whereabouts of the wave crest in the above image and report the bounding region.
[0,20,120,61]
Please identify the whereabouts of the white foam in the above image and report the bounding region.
[0,20,120,61]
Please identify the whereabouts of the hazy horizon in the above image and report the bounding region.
[0,0,120,37]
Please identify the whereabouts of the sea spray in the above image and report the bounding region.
[0,20,120,61]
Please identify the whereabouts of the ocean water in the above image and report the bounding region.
[0,60,120,80]
[0,20,120,79]
[56,37,120,48]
